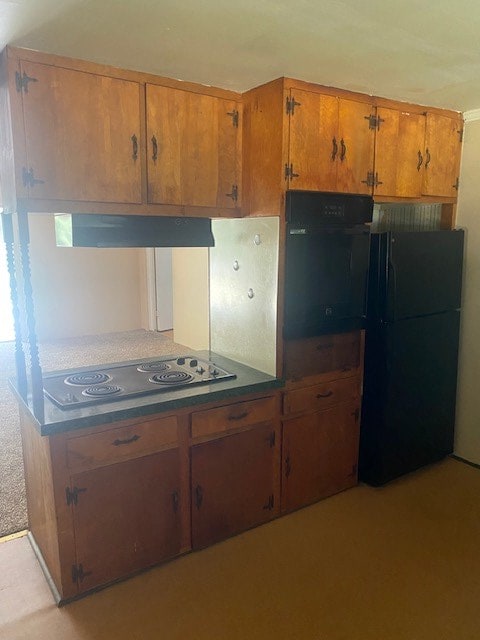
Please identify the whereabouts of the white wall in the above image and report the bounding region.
[454,114,480,464]
[27,215,148,341]
[172,247,210,351]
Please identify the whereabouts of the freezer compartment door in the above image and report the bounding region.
[360,311,460,485]
[372,230,464,321]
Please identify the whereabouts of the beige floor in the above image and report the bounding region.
[1,457,480,640]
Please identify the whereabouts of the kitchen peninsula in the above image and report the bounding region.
[14,350,283,603]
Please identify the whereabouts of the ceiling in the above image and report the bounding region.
[1,0,480,113]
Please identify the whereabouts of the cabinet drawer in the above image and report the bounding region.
[284,332,361,383]
[191,396,276,439]
[66,415,178,470]
[283,377,359,415]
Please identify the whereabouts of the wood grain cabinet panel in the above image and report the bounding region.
[287,90,375,195]
[373,108,426,198]
[284,331,362,385]
[191,396,276,440]
[146,84,241,209]
[70,449,182,593]
[423,112,463,197]
[191,423,280,549]
[287,89,338,192]
[283,377,359,415]
[282,401,360,513]
[19,61,142,204]
[335,97,376,194]
[66,415,178,470]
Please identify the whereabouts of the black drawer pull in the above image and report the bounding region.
[112,434,140,446]
[228,411,249,421]
[316,391,333,399]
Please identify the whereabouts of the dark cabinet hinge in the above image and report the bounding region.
[284,163,299,180]
[65,486,87,506]
[361,171,374,187]
[286,96,301,115]
[458,129,464,142]
[364,114,381,130]
[15,71,38,93]
[72,563,92,585]
[225,184,238,203]
[373,172,383,187]
[453,177,460,190]
[22,167,45,189]
[227,109,239,128]
[351,408,360,422]
[263,494,274,511]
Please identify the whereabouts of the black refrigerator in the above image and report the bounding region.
[359,229,464,486]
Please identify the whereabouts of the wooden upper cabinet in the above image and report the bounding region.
[374,107,426,198]
[287,90,375,195]
[423,113,463,197]
[19,61,142,204]
[146,84,241,209]
[287,89,338,191]
[336,98,376,194]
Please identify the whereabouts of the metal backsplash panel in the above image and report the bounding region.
[210,217,279,376]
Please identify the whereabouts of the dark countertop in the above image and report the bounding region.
[10,351,284,436]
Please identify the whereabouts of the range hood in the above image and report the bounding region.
[55,214,215,248]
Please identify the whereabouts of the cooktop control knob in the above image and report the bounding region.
[196,366,205,374]
[177,357,185,365]
[189,359,198,367]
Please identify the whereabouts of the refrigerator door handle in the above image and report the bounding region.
[387,260,397,321]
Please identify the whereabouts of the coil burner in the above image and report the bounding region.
[43,355,236,409]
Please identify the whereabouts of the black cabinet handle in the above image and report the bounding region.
[340,138,347,162]
[331,137,338,161]
[151,135,158,162]
[195,484,203,509]
[228,411,248,421]
[131,134,138,161]
[285,456,291,478]
[112,434,140,446]
[417,150,423,171]
[172,491,179,514]
[316,391,333,398]
[425,148,431,169]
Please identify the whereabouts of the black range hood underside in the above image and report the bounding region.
[55,214,215,248]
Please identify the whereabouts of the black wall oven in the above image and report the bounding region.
[283,191,373,339]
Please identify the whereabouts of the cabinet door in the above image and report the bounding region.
[282,401,360,513]
[191,423,279,549]
[423,113,462,197]
[287,89,338,191]
[70,449,181,593]
[19,61,142,204]
[146,84,241,209]
[374,108,425,198]
[336,98,375,194]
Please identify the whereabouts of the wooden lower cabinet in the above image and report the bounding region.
[191,423,280,549]
[70,449,182,592]
[282,400,360,513]
[19,379,364,603]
